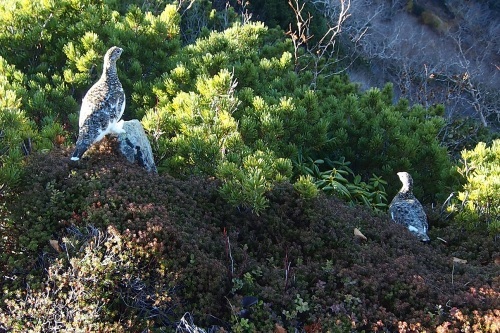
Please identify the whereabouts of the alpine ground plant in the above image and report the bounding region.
[294,154,388,212]
[1,142,498,332]
[1,224,178,332]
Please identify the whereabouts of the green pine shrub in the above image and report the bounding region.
[143,20,451,212]
[1,0,456,213]
[0,58,38,188]
[0,109,35,188]
[326,84,453,201]
[216,150,293,214]
[451,139,500,235]
[293,175,319,199]
[0,0,182,125]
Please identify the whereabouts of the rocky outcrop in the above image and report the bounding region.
[117,120,157,173]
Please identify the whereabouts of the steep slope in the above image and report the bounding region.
[1,140,498,332]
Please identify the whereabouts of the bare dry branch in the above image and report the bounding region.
[287,0,355,87]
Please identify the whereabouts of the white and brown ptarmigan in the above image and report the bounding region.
[389,172,430,242]
[71,46,126,161]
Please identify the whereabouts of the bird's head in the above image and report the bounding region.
[397,171,413,193]
[104,46,123,68]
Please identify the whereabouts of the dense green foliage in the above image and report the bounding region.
[0,0,458,212]
[0,0,182,190]
[295,156,388,212]
[0,0,180,121]
[0,57,56,187]
[452,139,500,234]
[0,1,456,211]
[141,21,454,208]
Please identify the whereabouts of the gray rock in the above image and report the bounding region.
[118,120,157,173]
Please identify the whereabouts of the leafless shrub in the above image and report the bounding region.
[287,0,356,87]
[320,0,500,127]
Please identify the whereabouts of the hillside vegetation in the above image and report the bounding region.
[1,143,499,332]
[0,0,499,332]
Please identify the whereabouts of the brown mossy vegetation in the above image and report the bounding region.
[1,139,499,332]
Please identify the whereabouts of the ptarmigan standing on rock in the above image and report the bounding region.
[389,172,430,242]
[71,46,126,161]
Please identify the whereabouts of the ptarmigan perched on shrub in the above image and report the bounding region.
[71,46,126,161]
[389,172,430,242]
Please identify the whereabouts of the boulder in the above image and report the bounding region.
[118,119,157,173]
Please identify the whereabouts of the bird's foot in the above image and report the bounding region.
[111,120,126,134]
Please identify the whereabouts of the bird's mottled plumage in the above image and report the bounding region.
[389,172,430,242]
[71,46,125,161]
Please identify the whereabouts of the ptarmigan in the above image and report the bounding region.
[389,172,430,242]
[71,46,126,161]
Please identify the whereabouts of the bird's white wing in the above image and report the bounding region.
[79,79,112,128]
[407,199,428,230]
[390,199,429,235]
[79,97,95,128]
[115,89,125,121]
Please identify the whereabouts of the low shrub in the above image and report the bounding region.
[1,143,498,332]
[1,224,178,331]
[451,139,500,235]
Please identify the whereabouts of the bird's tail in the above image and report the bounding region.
[421,234,431,243]
[71,141,89,161]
